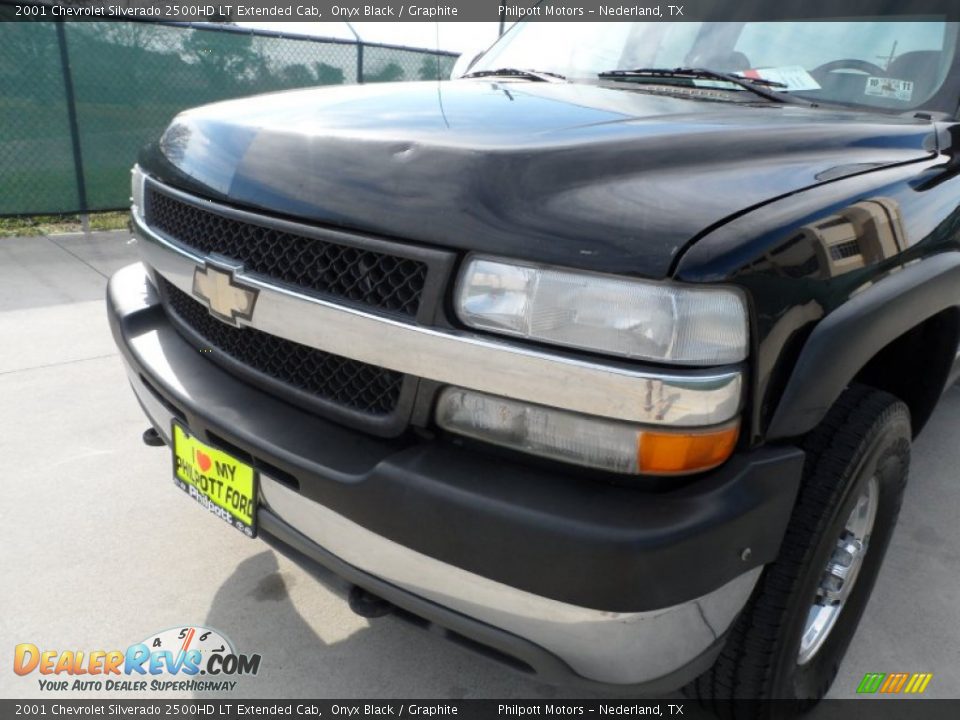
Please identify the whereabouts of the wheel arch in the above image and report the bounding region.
[767,253,960,441]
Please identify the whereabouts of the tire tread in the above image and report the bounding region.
[688,384,910,717]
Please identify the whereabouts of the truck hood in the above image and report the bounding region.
[141,80,937,278]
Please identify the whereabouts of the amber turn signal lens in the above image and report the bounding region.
[638,422,740,475]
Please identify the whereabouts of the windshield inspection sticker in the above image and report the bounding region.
[739,66,821,92]
[865,77,914,102]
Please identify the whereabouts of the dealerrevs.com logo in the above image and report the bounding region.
[13,626,261,693]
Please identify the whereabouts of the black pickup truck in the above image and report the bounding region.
[108,15,960,711]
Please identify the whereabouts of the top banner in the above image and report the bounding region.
[5,0,960,22]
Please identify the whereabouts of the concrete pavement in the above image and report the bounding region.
[1,231,957,702]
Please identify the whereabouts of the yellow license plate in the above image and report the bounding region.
[172,422,257,537]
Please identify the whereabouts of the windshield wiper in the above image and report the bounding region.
[598,67,803,104]
[461,67,567,83]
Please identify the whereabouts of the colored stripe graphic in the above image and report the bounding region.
[904,673,934,694]
[857,673,886,693]
[858,672,932,694]
[880,672,909,693]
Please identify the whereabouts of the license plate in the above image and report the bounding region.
[171,422,257,537]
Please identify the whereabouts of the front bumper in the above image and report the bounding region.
[108,261,804,690]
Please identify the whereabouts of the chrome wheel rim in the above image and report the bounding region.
[797,476,879,665]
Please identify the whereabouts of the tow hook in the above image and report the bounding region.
[348,585,394,618]
[142,427,164,447]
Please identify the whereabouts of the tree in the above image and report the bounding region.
[365,62,405,84]
[181,28,263,93]
[314,62,345,86]
[418,56,442,81]
[0,20,58,80]
[280,63,315,88]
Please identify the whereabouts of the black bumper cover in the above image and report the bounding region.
[108,264,804,614]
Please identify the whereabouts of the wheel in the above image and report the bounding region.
[689,384,911,717]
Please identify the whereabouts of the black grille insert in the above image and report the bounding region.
[160,277,404,417]
[145,185,428,317]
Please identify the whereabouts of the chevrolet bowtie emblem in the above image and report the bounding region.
[192,263,259,327]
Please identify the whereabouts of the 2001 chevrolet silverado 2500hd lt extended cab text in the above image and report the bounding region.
[108,12,960,712]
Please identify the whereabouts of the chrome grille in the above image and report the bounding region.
[145,185,428,317]
[159,277,405,418]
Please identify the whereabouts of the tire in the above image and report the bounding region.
[689,384,911,717]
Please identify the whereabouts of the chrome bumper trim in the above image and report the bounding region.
[132,195,741,427]
[258,474,760,685]
[122,349,758,685]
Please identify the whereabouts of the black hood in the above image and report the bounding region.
[141,79,937,278]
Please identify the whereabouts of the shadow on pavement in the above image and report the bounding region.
[199,548,566,699]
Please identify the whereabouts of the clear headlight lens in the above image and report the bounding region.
[456,257,748,365]
[436,387,740,475]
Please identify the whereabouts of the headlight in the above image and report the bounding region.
[456,257,748,366]
[131,165,145,221]
[436,387,740,475]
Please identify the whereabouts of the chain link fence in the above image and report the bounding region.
[0,21,459,216]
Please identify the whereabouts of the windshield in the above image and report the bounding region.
[469,21,959,112]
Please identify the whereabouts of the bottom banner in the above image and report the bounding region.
[2,699,959,720]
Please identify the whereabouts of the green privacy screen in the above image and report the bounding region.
[0,21,458,216]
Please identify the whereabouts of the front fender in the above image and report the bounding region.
[767,253,960,439]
